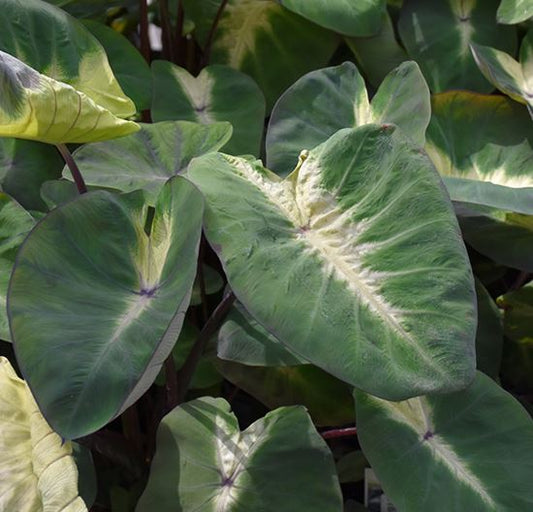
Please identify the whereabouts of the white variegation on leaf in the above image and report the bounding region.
[189,124,476,400]
[0,357,87,512]
[355,371,533,511]
[471,30,533,117]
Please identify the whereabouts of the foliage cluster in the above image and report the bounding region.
[0,0,532,511]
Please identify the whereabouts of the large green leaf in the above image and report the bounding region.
[355,371,533,511]
[0,356,87,511]
[63,121,232,204]
[82,20,152,112]
[499,283,533,394]
[497,0,533,24]
[279,0,386,37]
[8,177,204,439]
[426,91,533,214]
[137,397,343,511]
[216,360,355,426]
[0,0,135,117]
[456,203,533,271]
[266,61,430,176]
[188,125,476,400]
[0,51,139,144]
[0,194,34,341]
[0,139,63,211]
[151,61,265,156]
[345,11,408,87]
[398,0,517,92]
[471,30,533,116]
[208,0,339,110]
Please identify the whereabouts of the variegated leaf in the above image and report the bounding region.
[189,124,476,400]
[0,51,139,144]
[355,371,533,511]
[0,356,87,512]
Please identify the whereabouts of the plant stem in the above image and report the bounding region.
[56,143,87,194]
[164,354,179,410]
[139,0,151,63]
[159,0,175,62]
[321,427,358,440]
[202,0,229,66]
[197,238,209,323]
[175,0,185,65]
[176,291,236,403]
[121,404,144,455]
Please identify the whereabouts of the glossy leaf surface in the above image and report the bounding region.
[279,0,386,37]
[137,397,343,511]
[355,371,533,511]
[152,62,265,156]
[208,0,338,109]
[426,91,533,214]
[398,0,517,92]
[0,194,33,342]
[64,121,231,203]
[189,125,476,400]
[9,177,204,439]
[0,51,138,144]
[0,0,135,117]
[267,61,430,176]
[0,356,87,512]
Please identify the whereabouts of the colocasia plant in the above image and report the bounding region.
[0,0,532,511]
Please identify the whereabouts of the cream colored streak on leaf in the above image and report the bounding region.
[375,395,496,509]
[178,70,215,124]
[216,0,277,68]
[227,155,447,378]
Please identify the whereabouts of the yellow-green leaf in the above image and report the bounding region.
[0,356,87,512]
[0,50,139,144]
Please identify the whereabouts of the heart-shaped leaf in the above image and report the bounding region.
[0,194,34,341]
[267,61,430,176]
[279,0,386,37]
[137,397,343,511]
[8,177,204,439]
[151,62,265,156]
[398,0,517,92]
[0,0,135,117]
[471,29,533,116]
[355,371,533,511]
[0,356,87,511]
[206,0,339,109]
[63,121,232,203]
[425,91,533,214]
[0,51,139,144]
[497,0,533,24]
[188,125,476,400]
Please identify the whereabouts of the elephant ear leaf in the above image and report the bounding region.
[0,50,139,144]
[0,0,135,118]
[0,356,87,512]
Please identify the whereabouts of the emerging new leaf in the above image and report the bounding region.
[0,356,87,512]
[0,51,139,144]
[189,125,476,400]
[8,177,204,439]
[137,397,343,511]
[355,371,533,511]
